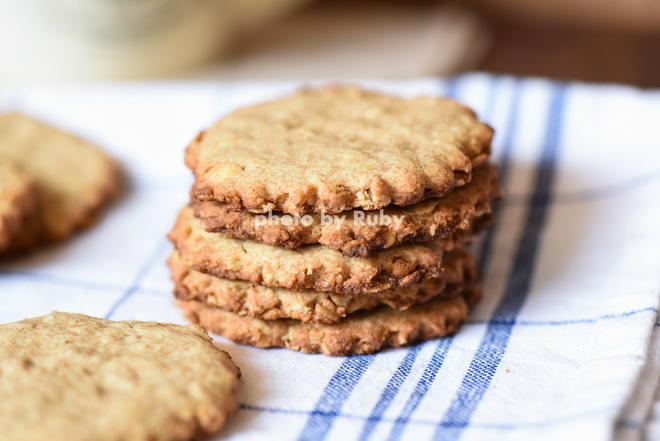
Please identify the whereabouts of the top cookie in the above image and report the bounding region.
[0,312,240,441]
[187,86,493,215]
[0,113,120,247]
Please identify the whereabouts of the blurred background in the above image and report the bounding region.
[1,0,659,86]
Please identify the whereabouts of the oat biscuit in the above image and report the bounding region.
[187,86,493,215]
[0,312,240,441]
[194,163,499,257]
[0,113,120,248]
[168,206,472,294]
[179,281,480,356]
[0,163,36,254]
[169,248,475,324]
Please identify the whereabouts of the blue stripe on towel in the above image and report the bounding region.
[297,355,376,441]
[432,83,568,441]
[386,338,453,441]
[357,345,424,441]
[104,238,169,319]
[241,401,618,430]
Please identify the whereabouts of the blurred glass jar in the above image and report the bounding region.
[0,0,309,80]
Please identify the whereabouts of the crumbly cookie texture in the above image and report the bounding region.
[0,163,37,254]
[0,312,240,441]
[169,248,475,324]
[179,281,481,356]
[187,86,493,216]
[0,113,120,249]
[194,163,499,257]
[168,206,465,294]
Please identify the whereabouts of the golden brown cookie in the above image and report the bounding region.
[0,312,240,441]
[194,163,499,257]
[169,248,476,324]
[0,113,120,249]
[179,280,481,356]
[168,205,472,294]
[0,163,36,254]
[187,86,493,216]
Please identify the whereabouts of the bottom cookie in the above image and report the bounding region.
[178,281,481,356]
[0,312,241,441]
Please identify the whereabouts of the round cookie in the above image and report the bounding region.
[169,248,476,324]
[179,281,481,356]
[0,312,240,441]
[193,163,499,257]
[169,206,472,295]
[187,86,493,216]
[0,163,36,254]
[0,113,120,248]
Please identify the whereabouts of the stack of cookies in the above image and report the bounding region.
[168,86,498,356]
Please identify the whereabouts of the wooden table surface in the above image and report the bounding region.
[476,21,660,88]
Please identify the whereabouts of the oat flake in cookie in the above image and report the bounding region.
[0,312,240,441]
[187,86,493,215]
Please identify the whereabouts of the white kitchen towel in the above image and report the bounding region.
[0,74,658,441]
[642,328,660,441]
